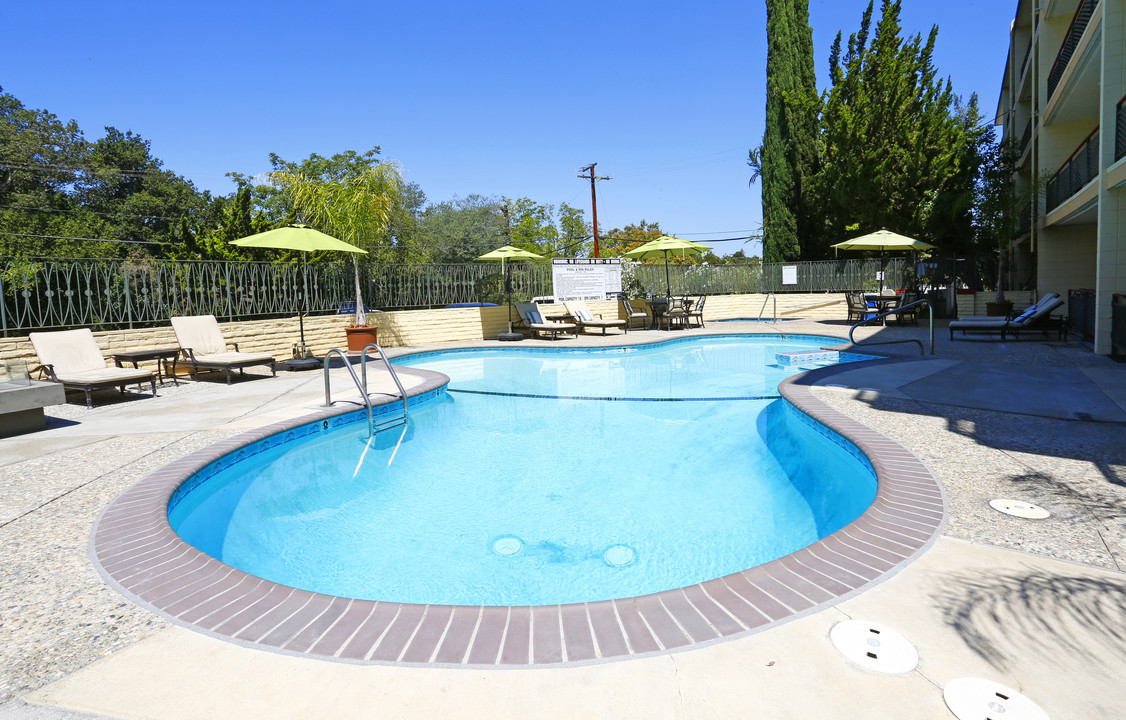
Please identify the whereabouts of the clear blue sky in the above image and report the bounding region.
[1,0,1013,256]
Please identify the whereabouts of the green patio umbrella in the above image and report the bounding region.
[831,229,935,292]
[478,244,544,341]
[624,235,711,297]
[231,223,368,356]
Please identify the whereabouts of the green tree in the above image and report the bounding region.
[756,0,819,262]
[416,195,507,263]
[816,0,984,253]
[556,202,591,257]
[599,221,663,258]
[504,197,559,256]
[271,158,404,325]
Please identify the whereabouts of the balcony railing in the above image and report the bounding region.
[1047,0,1098,102]
[1116,96,1125,162]
[1019,118,1036,157]
[1046,128,1099,212]
[1014,200,1033,238]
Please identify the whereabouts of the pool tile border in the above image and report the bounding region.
[90,355,946,668]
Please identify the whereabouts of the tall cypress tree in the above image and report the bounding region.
[759,0,819,262]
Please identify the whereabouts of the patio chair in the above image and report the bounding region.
[514,303,577,340]
[621,298,649,330]
[893,292,920,326]
[564,300,628,335]
[171,315,277,384]
[29,328,156,408]
[661,297,689,330]
[686,294,707,328]
[948,296,1066,341]
[846,292,877,323]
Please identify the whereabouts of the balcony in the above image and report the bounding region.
[1047,0,1097,102]
[1046,128,1099,213]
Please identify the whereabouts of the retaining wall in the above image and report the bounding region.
[0,293,848,371]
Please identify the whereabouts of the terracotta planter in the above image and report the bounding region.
[345,325,378,351]
[985,301,1013,317]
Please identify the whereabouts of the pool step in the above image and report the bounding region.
[775,350,839,366]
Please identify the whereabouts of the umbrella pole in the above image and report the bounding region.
[664,251,672,297]
[299,255,308,357]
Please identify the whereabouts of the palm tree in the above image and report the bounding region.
[270,161,403,326]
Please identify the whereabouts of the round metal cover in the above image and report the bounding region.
[829,619,918,674]
[989,499,1050,519]
[943,677,1049,720]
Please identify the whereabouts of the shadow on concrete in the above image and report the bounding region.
[935,568,1126,673]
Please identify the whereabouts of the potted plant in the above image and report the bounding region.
[345,311,379,351]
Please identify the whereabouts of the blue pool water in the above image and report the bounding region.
[170,335,879,606]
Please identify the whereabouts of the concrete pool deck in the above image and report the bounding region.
[1,320,1124,719]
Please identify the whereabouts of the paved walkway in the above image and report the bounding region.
[1,320,1123,719]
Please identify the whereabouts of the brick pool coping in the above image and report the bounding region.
[90,356,946,668]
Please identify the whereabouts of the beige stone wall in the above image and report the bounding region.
[0,293,850,370]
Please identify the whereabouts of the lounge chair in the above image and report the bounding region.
[948,296,1066,341]
[953,292,1060,323]
[171,315,277,384]
[621,298,649,330]
[514,303,577,340]
[686,294,707,328]
[564,300,628,335]
[29,328,156,408]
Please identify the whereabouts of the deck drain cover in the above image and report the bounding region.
[492,536,523,557]
[989,499,1050,519]
[604,545,636,567]
[829,619,918,674]
[823,383,850,388]
[943,677,1049,720]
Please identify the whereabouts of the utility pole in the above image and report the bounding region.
[578,163,610,257]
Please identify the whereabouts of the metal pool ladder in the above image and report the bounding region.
[322,344,409,438]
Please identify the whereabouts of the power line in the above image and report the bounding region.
[0,231,167,245]
[0,159,173,179]
[0,204,192,222]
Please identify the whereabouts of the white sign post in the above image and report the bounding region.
[782,265,798,286]
[551,259,623,302]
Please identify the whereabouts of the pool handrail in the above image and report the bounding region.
[757,292,777,323]
[360,342,409,423]
[847,298,934,355]
[322,348,375,437]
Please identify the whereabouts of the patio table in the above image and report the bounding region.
[113,348,180,385]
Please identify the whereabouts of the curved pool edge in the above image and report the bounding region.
[90,355,946,669]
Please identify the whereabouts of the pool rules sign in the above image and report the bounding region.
[551,258,622,302]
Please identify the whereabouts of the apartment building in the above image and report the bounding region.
[997,0,1125,355]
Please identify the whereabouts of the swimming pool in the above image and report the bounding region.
[94,336,946,667]
[169,336,880,606]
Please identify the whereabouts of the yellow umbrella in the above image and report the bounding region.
[231,224,368,356]
[624,235,711,297]
[831,229,935,292]
[477,245,544,340]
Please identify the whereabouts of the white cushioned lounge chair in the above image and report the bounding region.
[564,300,628,335]
[171,315,276,384]
[948,296,1066,341]
[29,328,156,408]
[515,303,576,340]
[953,292,1060,323]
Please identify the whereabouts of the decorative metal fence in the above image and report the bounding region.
[1,256,905,335]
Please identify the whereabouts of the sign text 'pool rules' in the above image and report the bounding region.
[551,258,623,302]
